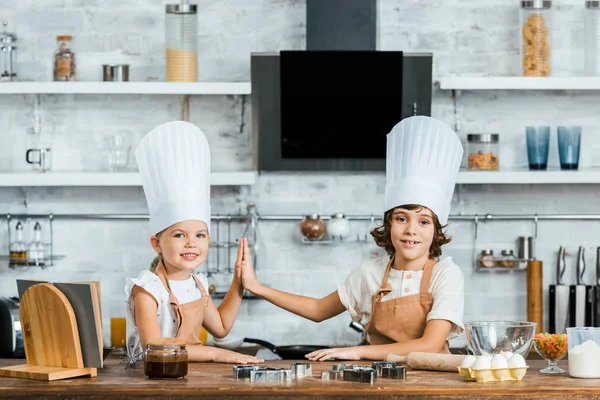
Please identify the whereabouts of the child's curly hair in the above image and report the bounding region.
[369,204,451,258]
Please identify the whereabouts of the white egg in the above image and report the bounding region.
[490,354,508,369]
[472,355,491,370]
[507,353,527,368]
[501,351,513,360]
[461,355,477,368]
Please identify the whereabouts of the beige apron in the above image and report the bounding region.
[364,257,450,353]
[154,261,209,345]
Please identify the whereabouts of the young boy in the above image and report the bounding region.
[125,121,263,364]
[239,116,465,361]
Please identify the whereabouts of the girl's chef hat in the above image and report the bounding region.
[135,121,211,235]
[384,116,463,225]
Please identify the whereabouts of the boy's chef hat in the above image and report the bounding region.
[384,116,463,225]
[135,121,211,235]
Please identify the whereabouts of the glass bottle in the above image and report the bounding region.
[9,221,26,268]
[53,35,76,81]
[27,222,45,267]
[240,204,262,270]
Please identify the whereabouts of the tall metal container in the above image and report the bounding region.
[165,3,197,82]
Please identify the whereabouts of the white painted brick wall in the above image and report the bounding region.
[0,0,598,350]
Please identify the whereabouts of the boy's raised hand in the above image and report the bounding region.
[235,238,259,293]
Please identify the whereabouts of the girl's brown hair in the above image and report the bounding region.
[369,204,451,258]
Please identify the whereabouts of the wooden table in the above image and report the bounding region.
[1,357,600,399]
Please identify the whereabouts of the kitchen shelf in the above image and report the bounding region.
[0,81,251,95]
[0,171,257,187]
[437,77,600,91]
[456,169,600,184]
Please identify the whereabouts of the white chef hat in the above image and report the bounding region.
[135,121,211,235]
[384,116,463,225]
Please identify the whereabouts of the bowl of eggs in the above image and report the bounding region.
[464,321,537,359]
[458,352,528,383]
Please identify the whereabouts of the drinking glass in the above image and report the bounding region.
[526,126,550,170]
[557,126,581,170]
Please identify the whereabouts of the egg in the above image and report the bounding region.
[472,355,491,370]
[461,355,477,368]
[507,353,527,368]
[501,351,514,360]
[490,354,508,369]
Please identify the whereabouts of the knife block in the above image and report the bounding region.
[0,283,97,381]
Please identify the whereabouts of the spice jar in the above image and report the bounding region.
[499,249,518,268]
[300,214,326,241]
[327,213,351,240]
[467,134,499,171]
[144,338,188,379]
[53,35,75,81]
[520,0,552,77]
[478,249,496,269]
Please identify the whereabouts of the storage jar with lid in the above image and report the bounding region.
[585,1,600,75]
[499,249,518,268]
[300,214,326,241]
[478,249,496,269]
[520,0,552,77]
[467,134,499,171]
[165,3,197,82]
[327,213,351,239]
[53,35,75,81]
[144,338,188,379]
[0,21,17,82]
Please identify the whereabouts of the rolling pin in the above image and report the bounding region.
[384,352,465,372]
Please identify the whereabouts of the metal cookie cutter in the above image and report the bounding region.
[342,366,377,384]
[332,363,356,372]
[380,365,406,380]
[233,365,265,379]
[371,361,398,377]
[290,363,312,378]
[321,370,343,380]
[250,367,292,382]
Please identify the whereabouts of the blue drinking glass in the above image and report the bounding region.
[557,126,581,170]
[526,126,550,170]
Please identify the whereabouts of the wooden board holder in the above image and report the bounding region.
[0,283,97,381]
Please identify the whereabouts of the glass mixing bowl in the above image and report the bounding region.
[465,321,537,358]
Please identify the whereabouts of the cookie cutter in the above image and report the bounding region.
[381,365,406,380]
[290,363,312,378]
[250,367,292,383]
[232,365,265,379]
[321,370,343,380]
[342,366,377,384]
[331,363,356,372]
[371,361,398,377]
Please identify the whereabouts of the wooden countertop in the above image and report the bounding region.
[1,357,600,399]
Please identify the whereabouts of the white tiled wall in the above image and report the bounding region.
[1,0,599,350]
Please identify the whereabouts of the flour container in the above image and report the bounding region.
[165,2,197,82]
[566,327,600,378]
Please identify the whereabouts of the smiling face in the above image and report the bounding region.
[150,220,209,275]
[389,207,435,263]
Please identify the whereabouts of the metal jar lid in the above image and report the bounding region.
[305,214,320,220]
[521,0,551,9]
[587,1,600,8]
[467,134,499,143]
[166,4,197,13]
[481,249,494,256]
[501,249,515,256]
[330,213,346,219]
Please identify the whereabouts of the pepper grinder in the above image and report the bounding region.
[0,21,17,82]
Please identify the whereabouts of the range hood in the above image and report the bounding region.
[251,0,433,172]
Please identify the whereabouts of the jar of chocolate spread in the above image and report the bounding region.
[144,338,188,379]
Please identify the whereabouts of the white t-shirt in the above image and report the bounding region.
[124,270,209,356]
[337,256,464,340]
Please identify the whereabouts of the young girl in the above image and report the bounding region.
[125,121,263,364]
[239,116,465,361]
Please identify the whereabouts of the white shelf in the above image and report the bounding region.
[437,77,600,91]
[456,169,600,184]
[0,172,257,187]
[0,82,251,95]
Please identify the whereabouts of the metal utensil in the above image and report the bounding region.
[380,365,406,380]
[342,366,377,384]
[569,246,588,327]
[549,246,568,333]
[250,367,292,382]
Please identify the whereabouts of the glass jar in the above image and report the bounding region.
[53,35,75,81]
[0,21,17,82]
[520,0,552,77]
[567,327,600,378]
[9,221,26,268]
[144,338,188,379]
[300,214,326,241]
[478,249,496,269]
[327,213,351,240]
[467,134,499,171]
[585,1,600,75]
[165,3,197,82]
[499,249,518,268]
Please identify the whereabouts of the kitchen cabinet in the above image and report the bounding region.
[0,357,597,399]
